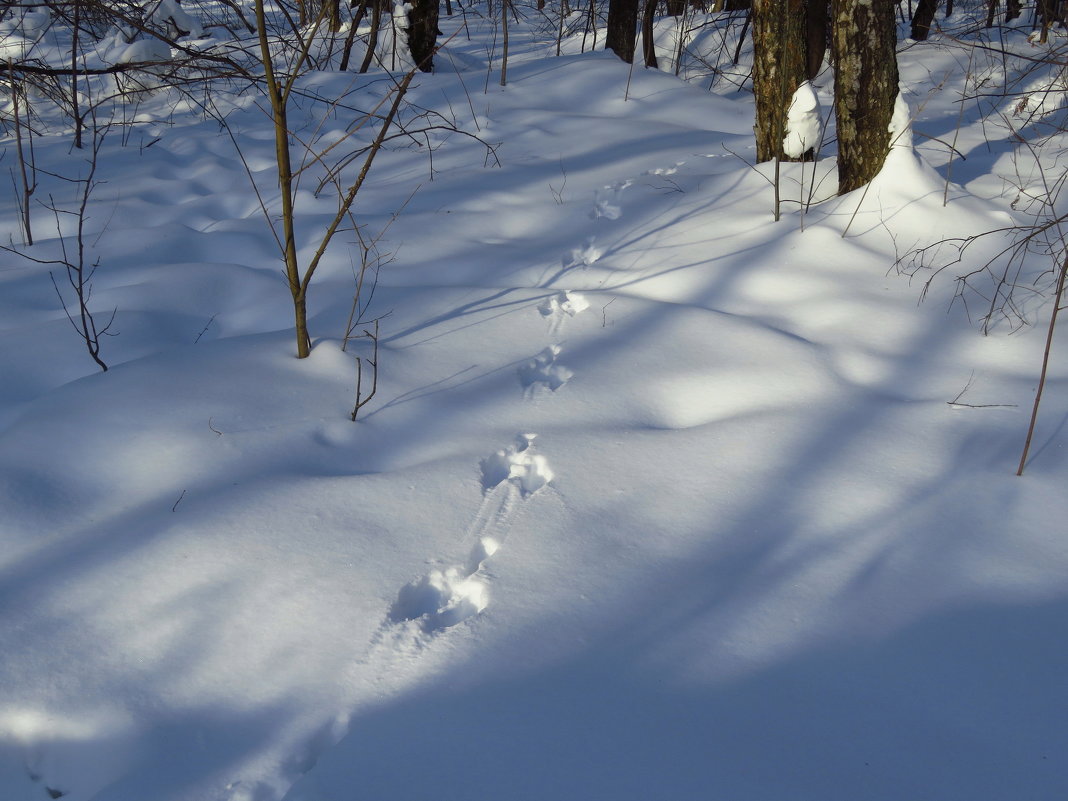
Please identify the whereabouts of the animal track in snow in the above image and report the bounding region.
[590,180,632,220]
[388,435,552,632]
[389,567,489,632]
[643,162,684,177]
[539,290,589,336]
[518,345,573,392]
[479,433,554,495]
[566,238,602,269]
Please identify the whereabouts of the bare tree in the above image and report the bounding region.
[252,0,420,357]
[3,129,115,372]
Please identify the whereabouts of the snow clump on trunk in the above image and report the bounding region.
[782,81,822,159]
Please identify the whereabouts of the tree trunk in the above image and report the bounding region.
[1038,0,1060,42]
[255,0,311,357]
[807,0,829,79]
[326,0,341,31]
[641,0,658,68]
[910,0,939,40]
[665,0,686,15]
[408,0,440,71]
[752,0,808,163]
[832,0,899,195]
[358,0,382,73]
[339,0,370,70]
[606,0,639,63]
[1006,0,1021,22]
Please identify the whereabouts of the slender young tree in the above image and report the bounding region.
[831,0,899,194]
[752,0,809,163]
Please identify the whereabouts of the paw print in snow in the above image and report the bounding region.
[389,567,489,632]
[566,238,602,268]
[539,290,589,336]
[644,162,683,176]
[480,433,554,495]
[590,180,631,220]
[518,345,573,392]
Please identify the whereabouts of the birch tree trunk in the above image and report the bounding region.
[831,0,899,194]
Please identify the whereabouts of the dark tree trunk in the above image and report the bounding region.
[752,0,808,163]
[1006,0,1021,21]
[641,0,658,67]
[606,0,639,62]
[832,0,900,194]
[807,0,829,78]
[408,0,440,71]
[665,0,686,15]
[910,0,939,40]
[1038,0,1061,41]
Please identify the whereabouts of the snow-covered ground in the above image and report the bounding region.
[2,5,1068,800]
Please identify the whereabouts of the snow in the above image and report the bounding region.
[782,80,822,158]
[2,5,1068,801]
[149,0,205,40]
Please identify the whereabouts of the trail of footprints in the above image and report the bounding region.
[387,162,685,633]
[387,292,588,633]
[388,434,554,632]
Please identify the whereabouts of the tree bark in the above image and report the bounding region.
[807,0,829,79]
[752,0,808,163]
[641,0,658,68]
[832,0,900,195]
[1038,0,1059,43]
[606,0,639,63]
[910,0,939,40]
[326,0,341,31]
[408,0,440,71]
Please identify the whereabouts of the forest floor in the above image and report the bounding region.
[2,5,1067,800]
